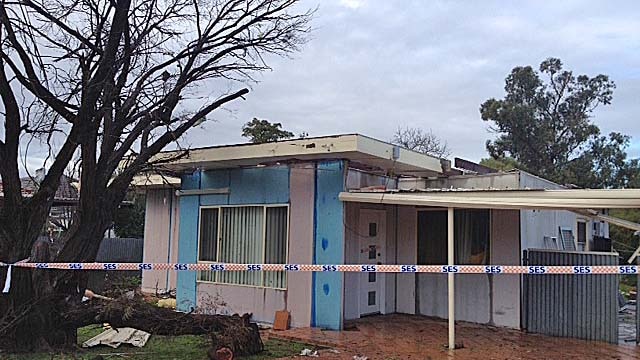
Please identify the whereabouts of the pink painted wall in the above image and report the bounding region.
[197,283,286,322]
[286,164,315,327]
[141,189,179,293]
[490,209,521,328]
[343,202,360,320]
[395,205,417,314]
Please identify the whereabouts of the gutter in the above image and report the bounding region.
[175,188,229,196]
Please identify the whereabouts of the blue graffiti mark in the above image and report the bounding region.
[322,237,329,251]
[323,283,330,296]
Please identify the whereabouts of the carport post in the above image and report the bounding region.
[447,207,455,350]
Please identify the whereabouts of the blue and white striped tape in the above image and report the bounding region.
[0,262,637,275]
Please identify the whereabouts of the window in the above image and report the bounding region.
[577,221,587,251]
[577,222,586,244]
[559,227,576,251]
[417,209,490,265]
[197,205,289,288]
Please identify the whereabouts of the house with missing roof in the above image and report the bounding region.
[139,134,639,344]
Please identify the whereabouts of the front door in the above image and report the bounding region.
[358,209,386,316]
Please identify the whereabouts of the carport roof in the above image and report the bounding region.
[339,188,640,210]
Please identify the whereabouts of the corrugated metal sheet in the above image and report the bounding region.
[524,249,619,344]
[96,237,143,262]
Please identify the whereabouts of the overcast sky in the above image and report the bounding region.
[181,0,640,163]
[16,0,640,174]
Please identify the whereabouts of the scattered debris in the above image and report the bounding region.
[82,327,150,348]
[441,341,465,349]
[66,298,264,356]
[329,349,341,353]
[353,356,368,360]
[209,346,234,360]
[257,323,272,330]
[300,348,319,357]
[273,310,290,330]
[84,289,113,301]
[156,298,177,309]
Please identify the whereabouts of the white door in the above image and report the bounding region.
[358,209,386,316]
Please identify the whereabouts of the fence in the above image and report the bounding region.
[87,237,143,292]
[523,249,619,344]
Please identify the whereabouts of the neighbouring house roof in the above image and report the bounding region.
[0,173,79,205]
[152,134,445,177]
[130,174,180,189]
[339,188,640,210]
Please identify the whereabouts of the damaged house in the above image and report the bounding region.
[138,134,640,344]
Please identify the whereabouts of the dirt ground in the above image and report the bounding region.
[269,314,640,360]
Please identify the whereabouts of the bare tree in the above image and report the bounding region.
[0,0,311,350]
[391,126,451,158]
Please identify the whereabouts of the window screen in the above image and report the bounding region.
[417,211,447,265]
[197,205,288,288]
[199,208,219,262]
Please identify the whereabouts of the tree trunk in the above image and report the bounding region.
[1,238,98,352]
[63,298,264,356]
[1,267,263,356]
[0,267,78,351]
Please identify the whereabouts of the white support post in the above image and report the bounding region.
[447,207,455,350]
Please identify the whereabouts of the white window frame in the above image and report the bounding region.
[196,204,290,290]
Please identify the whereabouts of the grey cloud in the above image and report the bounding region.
[160,0,640,161]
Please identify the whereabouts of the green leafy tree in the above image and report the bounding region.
[113,193,145,238]
[609,208,640,262]
[562,132,638,188]
[479,57,640,188]
[479,157,520,172]
[242,118,295,143]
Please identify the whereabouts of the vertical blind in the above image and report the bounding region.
[264,207,288,288]
[197,205,288,288]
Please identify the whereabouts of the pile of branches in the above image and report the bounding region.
[63,298,263,358]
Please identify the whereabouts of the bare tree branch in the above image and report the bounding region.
[392,126,452,158]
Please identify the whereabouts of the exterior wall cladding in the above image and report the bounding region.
[377,171,580,329]
[170,167,586,331]
[175,160,346,330]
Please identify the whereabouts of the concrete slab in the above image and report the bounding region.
[270,314,640,359]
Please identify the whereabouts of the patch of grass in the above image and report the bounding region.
[620,281,637,300]
[4,327,310,360]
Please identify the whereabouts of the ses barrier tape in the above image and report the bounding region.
[1,262,639,275]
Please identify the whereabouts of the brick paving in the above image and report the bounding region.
[270,314,640,360]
